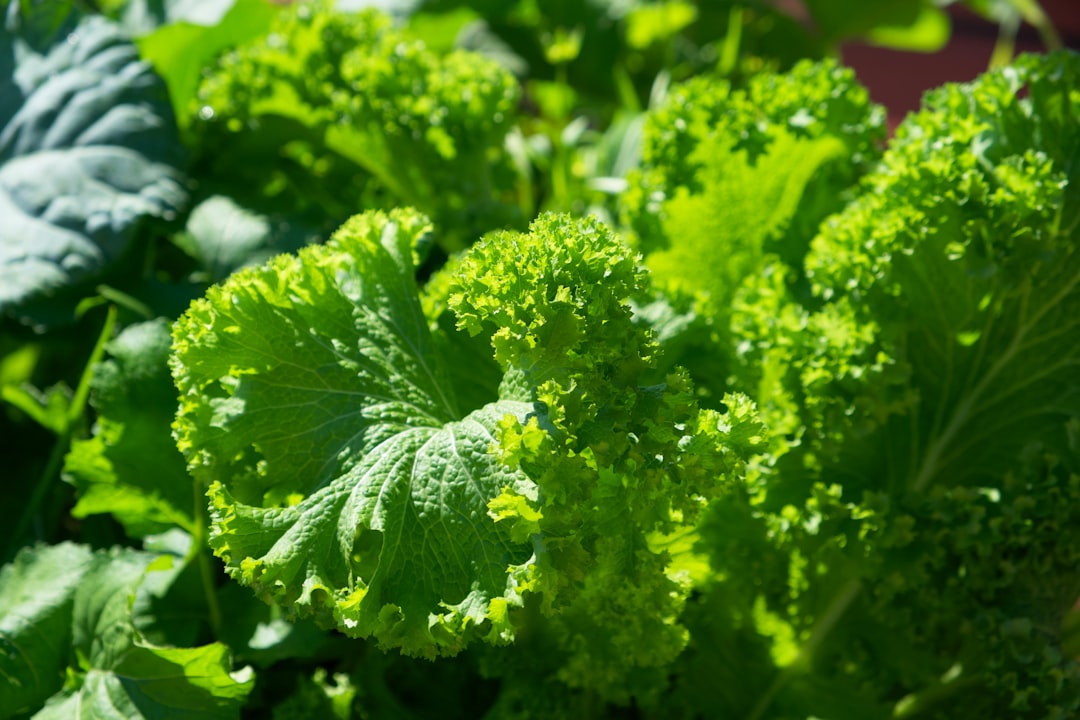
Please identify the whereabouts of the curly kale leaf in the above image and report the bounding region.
[192,1,521,250]
[172,208,534,658]
[784,50,1080,491]
[685,51,1080,719]
[448,214,763,699]
[621,59,885,401]
[623,58,884,256]
[172,208,758,700]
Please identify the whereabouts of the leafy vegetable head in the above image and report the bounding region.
[623,58,884,258]
[172,208,534,658]
[686,50,1080,718]
[773,50,1080,484]
[450,213,649,398]
[621,59,885,403]
[171,207,760,699]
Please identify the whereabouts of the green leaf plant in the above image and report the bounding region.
[171,208,760,704]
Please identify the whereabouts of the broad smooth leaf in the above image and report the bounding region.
[63,319,195,538]
[0,542,95,717]
[29,546,252,719]
[0,543,253,719]
[0,5,186,325]
[34,644,254,720]
[173,194,320,282]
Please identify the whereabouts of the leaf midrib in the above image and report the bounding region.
[911,259,1080,493]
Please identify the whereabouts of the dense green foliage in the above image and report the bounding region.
[191,1,522,250]
[654,48,1080,720]
[2,0,1078,718]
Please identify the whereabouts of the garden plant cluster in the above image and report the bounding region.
[1,0,1079,718]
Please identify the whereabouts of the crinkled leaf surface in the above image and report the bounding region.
[63,319,194,538]
[649,130,846,313]
[419,253,503,414]
[689,52,1080,719]
[799,50,1080,491]
[0,5,187,324]
[172,209,535,658]
[622,60,884,401]
[194,1,521,250]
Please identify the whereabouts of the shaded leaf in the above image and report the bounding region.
[174,194,321,283]
[64,319,194,537]
[0,542,95,717]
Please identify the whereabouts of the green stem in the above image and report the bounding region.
[96,284,154,321]
[191,475,223,638]
[988,0,1063,68]
[988,13,1020,70]
[747,579,863,720]
[68,305,117,427]
[892,672,982,718]
[6,305,117,561]
[719,5,744,76]
[1010,0,1063,50]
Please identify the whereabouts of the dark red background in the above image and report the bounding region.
[841,0,1080,128]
